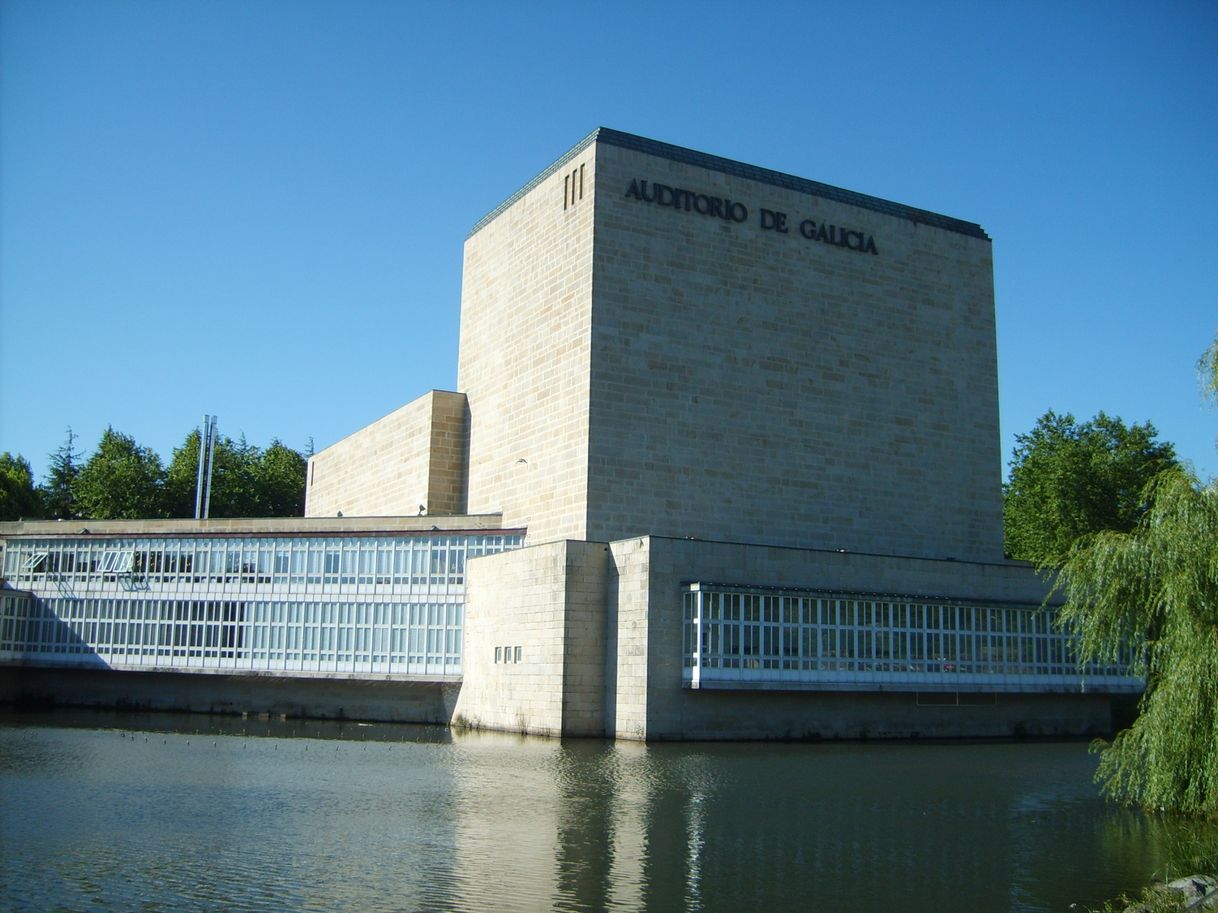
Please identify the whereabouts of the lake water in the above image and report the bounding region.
[0,710,1210,912]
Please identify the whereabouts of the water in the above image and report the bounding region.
[1,710,1211,913]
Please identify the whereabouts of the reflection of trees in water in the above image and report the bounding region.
[13,718,1207,913]
[541,741,1212,913]
[1098,812,1218,884]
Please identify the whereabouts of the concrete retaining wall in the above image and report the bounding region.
[453,540,609,737]
[0,665,457,723]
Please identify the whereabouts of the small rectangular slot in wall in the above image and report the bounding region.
[563,163,585,210]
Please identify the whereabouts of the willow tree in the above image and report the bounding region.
[1202,333,1218,417]
[1054,333,1218,816]
[1052,332,1218,816]
[1056,469,1218,815]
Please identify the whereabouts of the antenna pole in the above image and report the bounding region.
[194,414,209,519]
[203,415,218,519]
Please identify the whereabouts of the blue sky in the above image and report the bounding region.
[2,0,1215,487]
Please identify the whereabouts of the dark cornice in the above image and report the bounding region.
[469,127,990,240]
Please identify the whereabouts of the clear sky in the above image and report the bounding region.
[2,0,1215,487]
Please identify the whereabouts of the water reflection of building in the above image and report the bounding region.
[0,129,1140,738]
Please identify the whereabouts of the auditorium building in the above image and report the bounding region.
[0,129,1139,739]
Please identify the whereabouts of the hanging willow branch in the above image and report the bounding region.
[1055,468,1218,816]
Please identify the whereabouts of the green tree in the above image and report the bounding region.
[0,452,44,520]
[255,440,306,516]
[165,429,211,517]
[1003,411,1177,566]
[1056,467,1218,816]
[1202,332,1218,410]
[41,427,81,519]
[1055,332,1218,817]
[73,428,168,519]
[165,430,251,518]
[212,433,266,517]
[165,430,306,518]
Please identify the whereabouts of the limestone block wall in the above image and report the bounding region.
[559,540,610,736]
[455,539,608,737]
[606,537,651,741]
[305,390,468,518]
[458,146,598,544]
[606,535,1111,741]
[456,129,1004,559]
[586,136,1004,562]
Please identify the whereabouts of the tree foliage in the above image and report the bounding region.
[1202,332,1218,412]
[42,427,81,519]
[0,452,44,521]
[1195,328,1217,470]
[257,440,307,517]
[164,430,206,517]
[166,431,251,518]
[4,426,307,521]
[1003,411,1177,566]
[72,428,169,520]
[165,430,305,518]
[1056,468,1218,816]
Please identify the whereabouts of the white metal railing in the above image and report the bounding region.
[682,582,1142,693]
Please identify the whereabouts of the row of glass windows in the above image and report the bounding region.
[681,586,1139,686]
[694,591,1056,635]
[0,595,464,675]
[2,533,524,593]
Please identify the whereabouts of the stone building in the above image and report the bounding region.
[1,130,1138,738]
[302,129,1136,739]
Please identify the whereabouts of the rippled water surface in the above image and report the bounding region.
[1,710,1211,912]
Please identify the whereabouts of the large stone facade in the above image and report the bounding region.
[455,535,1120,741]
[457,154,597,542]
[310,129,1002,560]
[458,130,1003,562]
[305,389,468,518]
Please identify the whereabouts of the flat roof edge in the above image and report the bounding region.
[468,127,601,237]
[468,127,990,240]
[0,516,521,538]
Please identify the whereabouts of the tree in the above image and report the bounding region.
[255,440,306,516]
[41,427,81,519]
[163,429,204,518]
[1003,411,1178,566]
[165,430,253,518]
[1056,467,1218,816]
[1054,332,1218,817]
[0,452,44,520]
[164,430,306,518]
[72,428,168,519]
[1202,332,1218,422]
[1203,334,1218,397]
[210,433,265,517]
